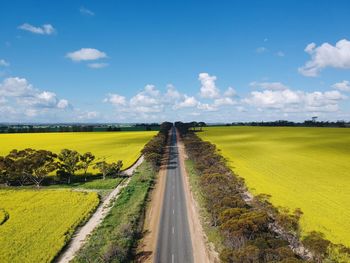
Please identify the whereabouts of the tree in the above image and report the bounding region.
[94,161,109,180]
[80,152,95,181]
[110,160,123,176]
[190,121,198,131]
[94,160,123,180]
[7,149,57,187]
[27,150,57,187]
[198,121,206,131]
[303,231,330,262]
[57,149,81,184]
[0,156,15,186]
[7,149,35,186]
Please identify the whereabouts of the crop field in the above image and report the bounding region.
[0,131,157,169]
[0,189,99,263]
[198,126,350,247]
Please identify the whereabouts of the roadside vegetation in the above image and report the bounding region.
[177,122,350,262]
[73,122,172,262]
[185,159,225,253]
[0,189,99,263]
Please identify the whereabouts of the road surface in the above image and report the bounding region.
[155,127,193,263]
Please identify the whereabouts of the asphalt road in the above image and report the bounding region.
[155,127,193,263]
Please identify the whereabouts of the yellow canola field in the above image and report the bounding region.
[199,126,350,247]
[0,131,156,169]
[0,189,99,263]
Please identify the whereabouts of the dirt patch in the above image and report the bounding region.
[176,130,220,263]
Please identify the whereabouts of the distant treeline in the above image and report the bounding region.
[0,123,161,133]
[225,120,350,128]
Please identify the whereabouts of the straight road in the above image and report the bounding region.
[155,127,193,263]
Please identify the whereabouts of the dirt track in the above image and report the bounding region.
[57,156,144,263]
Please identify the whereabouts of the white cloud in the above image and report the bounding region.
[256,47,267,53]
[332,80,350,92]
[244,88,346,113]
[88,63,108,69]
[276,51,285,57]
[244,89,300,109]
[174,95,199,109]
[214,97,235,106]
[80,7,95,16]
[35,91,58,107]
[224,87,236,97]
[127,85,164,113]
[25,109,38,117]
[57,99,69,109]
[66,48,107,62]
[104,93,126,106]
[0,77,33,97]
[76,110,100,121]
[130,86,159,107]
[0,77,70,116]
[18,23,55,35]
[77,73,350,122]
[250,81,289,90]
[87,111,98,118]
[236,106,246,112]
[143,84,160,97]
[102,76,239,121]
[0,97,7,104]
[198,73,220,98]
[197,103,217,111]
[165,84,181,100]
[104,85,167,114]
[299,39,350,77]
[0,59,9,67]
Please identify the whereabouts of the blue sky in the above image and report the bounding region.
[1,0,350,123]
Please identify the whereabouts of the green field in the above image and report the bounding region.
[0,189,99,262]
[0,131,156,169]
[198,126,350,247]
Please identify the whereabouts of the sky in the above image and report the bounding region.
[1,0,350,123]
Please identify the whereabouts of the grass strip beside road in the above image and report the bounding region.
[73,162,155,263]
